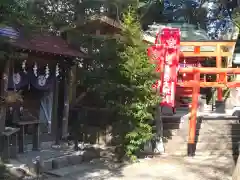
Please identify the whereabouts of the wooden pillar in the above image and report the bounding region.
[57,74,65,139]
[0,59,10,133]
[62,73,70,140]
[51,77,60,145]
[188,70,200,156]
[69,65,77,105]
[96,29,100,36]
[216,44,223,101]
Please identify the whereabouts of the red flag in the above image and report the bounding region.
[158,28,181,108]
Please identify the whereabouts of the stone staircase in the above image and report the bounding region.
[161,109,190,155]
[195,118,240,157]
[163,114,190,156]
[164,115,240,156]
[163,114,240,175]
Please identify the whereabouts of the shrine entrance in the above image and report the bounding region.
[180,67,240,155]
[148,27,239,156]
[0,31,86,161]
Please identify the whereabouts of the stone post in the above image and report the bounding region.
[154,106,165,154]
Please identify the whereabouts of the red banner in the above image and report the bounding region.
[147,44,166,92]
[158,28,180,108]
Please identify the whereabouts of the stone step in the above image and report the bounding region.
[162,116,183,123]
[166,148,237,157]
[201,118,239,122]
[15,147,101,175]
[196,136,240,142]
[199,123,240,129]
[164,123,240,157]
[201,116,240,120]
[164,137,240,144]
[197,126,240,133]
[196,129,240,135]
[38,149,100,173]
[196,141,238,148]
[162,123,184,130]
[194,150,238,156]
[166,145,238,157]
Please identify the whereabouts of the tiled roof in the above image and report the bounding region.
[0,26,86,58]
[10,32,86,58]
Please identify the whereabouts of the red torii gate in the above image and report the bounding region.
[179,67,240,155]
[148,27,239,156]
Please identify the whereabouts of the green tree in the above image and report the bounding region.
[116,8,160,160]
[70,6,160,160]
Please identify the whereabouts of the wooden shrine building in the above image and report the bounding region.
[0,28,86,159]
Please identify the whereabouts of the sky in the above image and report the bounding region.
[163,0,235,39]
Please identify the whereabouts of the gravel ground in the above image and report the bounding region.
[46,154,234,180]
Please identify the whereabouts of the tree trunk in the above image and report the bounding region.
[69,65,77,105]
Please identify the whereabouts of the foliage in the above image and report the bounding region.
[1,0,239,161]
[118,8,160,160]
[0,0,43,30]
[70,6,160,160]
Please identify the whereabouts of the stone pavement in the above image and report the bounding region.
[46,154,233,180]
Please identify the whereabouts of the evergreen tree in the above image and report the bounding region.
[73,6,160,160]
[116,8,160,160]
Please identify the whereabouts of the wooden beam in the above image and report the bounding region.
[216,44,223,101]
[226,81,240,88]
[180,41,236,47]
[179,68,240,74]
[178,81,225,88]
[177,81,240,88]
[180,52,232,57]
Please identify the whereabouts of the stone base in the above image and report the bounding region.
[215,100,225,113]
[154,138,165,154]
[187,143,196,156]
[161,105,174,116]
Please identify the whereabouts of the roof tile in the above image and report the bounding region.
[11,33,86,58]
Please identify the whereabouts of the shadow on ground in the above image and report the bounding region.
[45,158,126,180]
[231,122,240,164]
